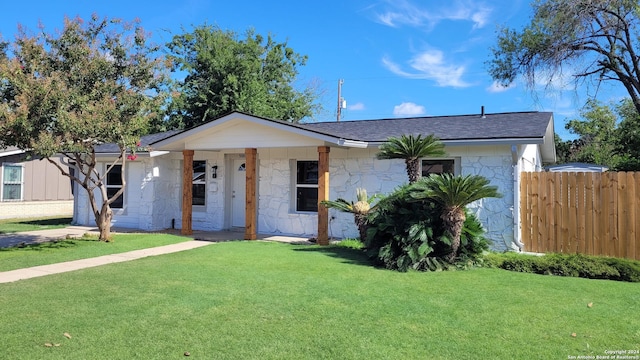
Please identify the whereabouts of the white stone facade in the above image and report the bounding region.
[73,143,541,252]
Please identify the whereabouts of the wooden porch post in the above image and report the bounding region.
[317,146,330,245]
[245,148,257,240]
[181,150,194,235]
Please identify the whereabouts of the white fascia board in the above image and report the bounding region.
[337,139,368,148]
[149,151,170,157]
[0,149,26,157]
[153,112,368,149]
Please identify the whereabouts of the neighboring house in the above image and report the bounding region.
[0,147,74,219]
[546,162,608,172]
[72,111,556,251]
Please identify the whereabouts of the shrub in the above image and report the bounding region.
[485,252,640,282]
[335,238,364,250]
[364,183,490,272]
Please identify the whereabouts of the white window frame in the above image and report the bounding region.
[1,163,24,202]
[293,160,318,213]
[421,158,460,177]
[105,164,124,209]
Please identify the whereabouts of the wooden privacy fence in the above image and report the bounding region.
[520,172,640,260]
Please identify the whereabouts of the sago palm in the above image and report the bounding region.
[321,188,377,242]
[376,134,446,183]
[411,174,501,263]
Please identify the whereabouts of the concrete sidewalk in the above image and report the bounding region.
[0,225,313,284]
[0,240,212,284]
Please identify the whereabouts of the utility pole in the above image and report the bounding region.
[336,79,344,122]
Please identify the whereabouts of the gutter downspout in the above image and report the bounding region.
[511,145,525,251]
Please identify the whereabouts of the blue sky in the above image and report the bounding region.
[0,0,629,140]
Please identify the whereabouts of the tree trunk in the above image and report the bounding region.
[354,213,368,242]
[442,208,466,263]
[95,204,113,242]
[405,158,420,184]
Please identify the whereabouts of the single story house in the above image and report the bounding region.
[0,147,74,219]
[72,110,556,251]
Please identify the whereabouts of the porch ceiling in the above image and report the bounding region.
[151,113,368,151]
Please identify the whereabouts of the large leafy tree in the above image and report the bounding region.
[165,25,320,129]
[555,98,640,170]
[376,134,446,184]
[613,98,640,170]
[0,15,168,240]
[564,99,619,165]
[411,174,501,263]
[489,0,640,114]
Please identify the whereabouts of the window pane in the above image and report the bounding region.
[422,160,454,176]
[192,161,206,206]
[107,187,124,209]
[3,184,21,200]
[193,161,206,181]
[297,161,318,185]
[296,187,318,212]
[193,184,206,206]
[106,165,123,186]
[3,165,22,183]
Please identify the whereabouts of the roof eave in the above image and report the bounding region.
[151,112,369,150]
[0,148,27,157]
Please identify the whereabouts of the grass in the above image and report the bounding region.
[0,233,191,272]
[0,216,72,234]
[1,241,638,359]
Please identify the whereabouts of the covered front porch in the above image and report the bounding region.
[179,146,332,244]
[150,112,369,245]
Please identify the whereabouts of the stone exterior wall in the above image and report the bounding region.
[258,153,316,237]
[461,154,516,251]
[73,144,532,251]
[0,200,73,219]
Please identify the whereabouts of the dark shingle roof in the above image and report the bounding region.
[299,111,552,142]
[95,111,553,153]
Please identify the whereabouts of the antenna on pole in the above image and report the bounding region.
[336,79,346,121]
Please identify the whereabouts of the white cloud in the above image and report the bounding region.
[374,0,492,30]
[486,81,516,93]
[348,102,365,111]
[382,50,470,88]
[393,102,426,115]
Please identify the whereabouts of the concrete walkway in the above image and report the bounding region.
[0,240,212,284]
[0,226,312,284]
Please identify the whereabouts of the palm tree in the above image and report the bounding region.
[376,134,446,183]
[411,174,501,263]
[321,188,377,242]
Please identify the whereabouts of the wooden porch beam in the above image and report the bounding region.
[245,148,257,240]
[317,146,330,245]
[181,150,194,235]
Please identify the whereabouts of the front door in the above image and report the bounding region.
[231,159,246,227]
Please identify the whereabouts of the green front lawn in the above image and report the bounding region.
[0,234,191,272]
[0,216,72,234]
[1,241,637,359]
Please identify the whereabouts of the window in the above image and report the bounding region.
[421,159,455,176]
[193,160,206,206]
[295,160,318,212]
[2,164,23,201]
[106,165,124,209]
